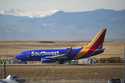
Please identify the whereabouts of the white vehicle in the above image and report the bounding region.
[0,75,25,83]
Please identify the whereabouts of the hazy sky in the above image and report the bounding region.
[0,0,125,11]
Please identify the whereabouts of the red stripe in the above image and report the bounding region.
[87,29,106,55]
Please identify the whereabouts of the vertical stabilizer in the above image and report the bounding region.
[86,28,107,50]
[76,28,107,59]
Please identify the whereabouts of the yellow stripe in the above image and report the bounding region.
[76,28,106,59]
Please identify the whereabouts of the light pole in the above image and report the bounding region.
[3,59,7,78]
[0,59,2,79]
[123,43,125,81]
[0,59,7,79]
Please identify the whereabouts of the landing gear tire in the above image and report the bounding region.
[58,60,65,64]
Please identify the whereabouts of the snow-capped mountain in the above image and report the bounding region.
[0,9,60,17]
[0,9,125,41]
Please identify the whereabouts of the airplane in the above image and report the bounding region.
[0,75,25,83]
[16,28,107,64]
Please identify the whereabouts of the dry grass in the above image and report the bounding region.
[0,64,123,80]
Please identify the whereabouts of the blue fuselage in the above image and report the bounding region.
[15,28,106,63]
[16,48,82,63]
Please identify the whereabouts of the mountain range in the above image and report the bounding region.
[0,9,125,41]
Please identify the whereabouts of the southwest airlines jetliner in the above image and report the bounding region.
[16,28,107,64]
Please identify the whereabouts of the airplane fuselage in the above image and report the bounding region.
[16,48,82,63]
[16,28,107,64]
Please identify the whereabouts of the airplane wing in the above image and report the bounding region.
[47,54,67,59]
[46,47,73,60]
[41,54,70,64]
[0,75,25,83]
[41,47,73,64]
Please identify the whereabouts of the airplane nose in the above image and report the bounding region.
[16,54,23,60]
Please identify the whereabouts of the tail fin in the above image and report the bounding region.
[86,28,107,50]
[76,28,107,59]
